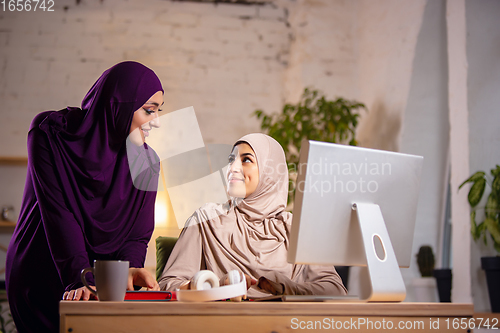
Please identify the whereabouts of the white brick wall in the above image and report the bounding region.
[0,0,295,278]
[0,0,444,300]
[0,0,292,155]
[6,0,422,155]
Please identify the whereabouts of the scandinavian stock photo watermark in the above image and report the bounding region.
[290,157,392,197]
[290,316,499,330]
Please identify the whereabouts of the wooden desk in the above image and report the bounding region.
[60,301,473,333]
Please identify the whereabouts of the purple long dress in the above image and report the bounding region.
[5,62,163,333]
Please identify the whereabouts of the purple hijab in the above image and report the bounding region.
[38,61,163,255]
[6,61,163,333]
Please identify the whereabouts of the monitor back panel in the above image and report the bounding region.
[288,141,424,268]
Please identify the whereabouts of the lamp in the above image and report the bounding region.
[154,162,179,236]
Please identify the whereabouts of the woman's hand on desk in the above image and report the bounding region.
[62,267,158,301]
[62,286,97,301]
[128,267,160,291]
[257,276,284,295]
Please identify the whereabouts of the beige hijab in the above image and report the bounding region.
[159,133,346,297]
[196,134,292,280]
[233,133,290,222]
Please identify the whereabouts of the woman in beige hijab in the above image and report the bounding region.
[158,133,347,298]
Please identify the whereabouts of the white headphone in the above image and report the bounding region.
[176,270,247,302]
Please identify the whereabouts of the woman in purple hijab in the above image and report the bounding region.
[5,61,164,333]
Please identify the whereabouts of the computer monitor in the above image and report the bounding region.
[288,140,423,302]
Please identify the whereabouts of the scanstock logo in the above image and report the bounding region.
[126,107,232,228]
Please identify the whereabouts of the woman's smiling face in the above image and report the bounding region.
[129,90,164,146]
[227,143,259,198]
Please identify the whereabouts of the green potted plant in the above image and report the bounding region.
[253,87,366,204]
[416,245,435,277]
[459,165,500,312]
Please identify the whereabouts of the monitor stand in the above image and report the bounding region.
[352,202,406,302]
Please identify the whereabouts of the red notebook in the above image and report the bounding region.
[124,291,176,301]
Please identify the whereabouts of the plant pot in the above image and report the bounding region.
[433,269,452,302]
[481,256,500,313]
[412,277,438,302]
